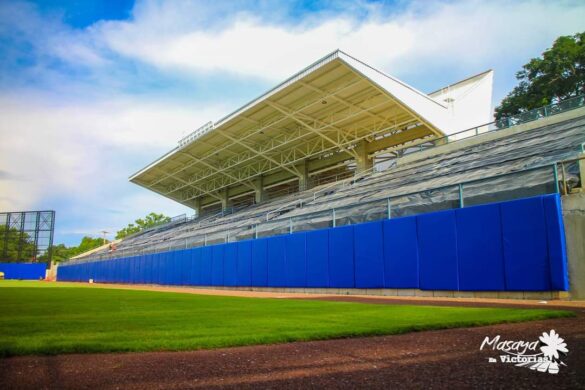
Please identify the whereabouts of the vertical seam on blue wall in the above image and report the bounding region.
[303,233,307,287]
[454,211,461,292]
[541,196,554,290]
[380,220,386,288]
[497,204,508,291]
[352,226,357,289]
[415,216,421,289]
[284,236,288,288]
[326,230,331,288]
[556,194,569,290]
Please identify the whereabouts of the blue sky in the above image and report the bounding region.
[0,0,584,246]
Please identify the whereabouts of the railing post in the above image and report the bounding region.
[289,218,293,234]
[332,208,336,227]
[387,198,391,219]
[459,184,464,208]
[561,162,569,195]
[553,163,560,194]
[204,233,207,246]
[254,224,258,239]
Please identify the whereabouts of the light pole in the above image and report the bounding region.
[100,230,109,246]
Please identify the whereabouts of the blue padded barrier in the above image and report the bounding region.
[223,243,238,287]
[286,233,306,287]
[382,217,419,288]
[543,195,569,291]
[501,197,551,291]
[158,253,167,285]
[57,195,569,292]
[132,256,139,284]
[354,221,385,288]
[147,254,154,284]
[417,210,459,290]
[236,241,252,286]
[179,250,191,286]
[172,251,182,286]
[190,248,202,286]
[154,253,162,285]
[455,203,506,291]
[305,230,329,287]
[267,236,287,287]
[140,255,147,284]
[212,246,224,286]
[328,225,355,288]
[201,247,213,286]
[251,239,267,287]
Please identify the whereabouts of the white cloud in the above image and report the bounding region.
[94,0,585,81]
[0,93,224,215]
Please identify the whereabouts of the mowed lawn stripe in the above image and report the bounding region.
[0,281,574,356]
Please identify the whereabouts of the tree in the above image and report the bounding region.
[495,32,585,120]
[0,226,38,262]
[74,236,106,255]
[116,212,171,239]
[39,236,109,263]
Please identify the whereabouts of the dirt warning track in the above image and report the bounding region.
[2,309,583,389]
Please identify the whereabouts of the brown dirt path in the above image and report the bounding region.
[47,281,585,309]
[1,310,583,389]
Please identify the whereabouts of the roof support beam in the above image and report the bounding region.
[145,76,367,188]
[299,81,388,123]
[341,62,444,137]
[167,98,412,199]
[265,101,360,159]
[180,151,257,191]
[212,127,302,177]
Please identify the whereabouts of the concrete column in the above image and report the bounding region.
[563,193,585,299]
[193,197,201,218]
[298,159,311,191]
[579,154,585,191]
[355,140,373,173]
[220,188,229,210]
[253,176,266,204]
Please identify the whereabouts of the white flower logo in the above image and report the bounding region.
[540,330,569,360]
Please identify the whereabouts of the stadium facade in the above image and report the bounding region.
[59,51,585,299]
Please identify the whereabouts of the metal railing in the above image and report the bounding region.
[406,94,585,154]
[312,165,378,201]
[557,155,585,195]
[178,121,215,148]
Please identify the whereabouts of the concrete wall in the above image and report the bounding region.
[562,192,585,299]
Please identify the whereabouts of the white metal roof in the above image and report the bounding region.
[130,50,491,209]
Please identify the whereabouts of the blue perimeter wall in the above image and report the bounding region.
[0,263,47,280]
[57,194,569,291]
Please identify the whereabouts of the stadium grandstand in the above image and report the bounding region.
[61,50,585,299]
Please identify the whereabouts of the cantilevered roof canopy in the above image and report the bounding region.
[130,50,464,209]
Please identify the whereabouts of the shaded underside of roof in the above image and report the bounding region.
[130,50,448,209]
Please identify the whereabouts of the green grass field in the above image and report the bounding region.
[0,281,574,357]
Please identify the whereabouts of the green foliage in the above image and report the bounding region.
[41,236,108,263]
[0,226,38,262]
[75,236,105,254]
[0,281,573,357]
[495,32,585,120]
[116,212,171,239]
